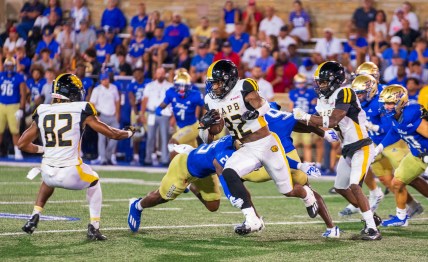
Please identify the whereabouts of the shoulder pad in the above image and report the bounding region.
[242,78,259,94]
[336,88,356,104]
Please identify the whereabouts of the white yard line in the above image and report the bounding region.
[1,217,428,237]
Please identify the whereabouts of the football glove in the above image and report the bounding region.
[373,144,384,162]
[229,196,244,209]
[124,126,137,138]
[15,109,24,121]
[365,121,380,132]
[293,108,311,122]
[297,162,321,178]
[324,129,340,142]
[241,110,259,121]
[199,109,220,129]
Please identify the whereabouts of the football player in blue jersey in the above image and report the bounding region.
[155,69,204,151]
[0,57,27,160]
[375,85,428,227]
[128,67,146,165]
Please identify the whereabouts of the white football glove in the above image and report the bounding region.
[365,121,380,132]
[229,196,244,209]
[15,109,24,121]
[293,108,311,122]
[373,144,384,161]
[297,162,321,178]
[324,129,340,142]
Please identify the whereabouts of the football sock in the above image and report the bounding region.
[133,154,139,161]
[136,200,143,211]
[87,182,102,228]
[396,207,407,220]
[242,207,258,223]
[222,168,251,209]
[362,210,376,230]
[302,185,316,207]
[32,205,43,216]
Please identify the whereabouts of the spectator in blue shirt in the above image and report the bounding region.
[148,26,168,69]
[228,22,250,56]
[145,10,165,39]
[95,31,114,64]
[15,47,32,76]
[408,38,428,69]
[222,0,240,34]
[105,26,123,51]
[382,36,407,66]
[34,27,60,61]
[351,0,376,37]
[190,42,214,83]
[342,32,368,67]
[42,0,62,21]
[101,0,127,33]
[128,27,150,67]
[16,0,46,39]
[255,45,275,74]
[164,13,190,57]
[130,3,148,36]
[26,65,46,107]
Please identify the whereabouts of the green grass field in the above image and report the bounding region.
[1,165,428,261]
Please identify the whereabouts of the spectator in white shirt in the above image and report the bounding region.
[90,72,120,165]
[401,1,419,31]
[140,67,172,166]
[259,6,284,37]
[70,0,90,32]
[389,8,405,36]
[56,20,76,63]
[2,26,26,57]
[313,27,343,63]
[278,25,297,54]
[242,35,261,74]
[251,66,274,101]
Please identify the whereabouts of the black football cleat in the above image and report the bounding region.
[87,224,107,241]
[306,201,319,218]
[361,228,382,241]
[22,214,39,234]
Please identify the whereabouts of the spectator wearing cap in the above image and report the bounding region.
[75,62,94,101]
[130,3,148,36]
[56,20,76,63]
[26,65,46,107]
[95,31,114,64]
[128,26,150,69]
[3,27,26,57]
[298,58,317,85]
[105,26,123,51]
[15,47,32,76]
[408,38,428,69]
[409,61,428,85]
[34,27,60,61]
[145,11,165,38]
[190,42,214,82]
[163,13,191,59]
[174,44,192,71]
[342,29,368,68]
[259,6,284,37]
[278,25,296,54]
[351,0,376,37]
[313,28,343,63]
[16,0,45,39]
[70,0,90,32]
[242,0,263,36]
[228,22,250,56]
[382,36,408,66]
[406,77,421,104]
[394,19,420,50]
[42,0,62,21]
[101,0,127,33]
[251,66,274,101]
[192,17,212,50]
[255,45,275,74]
[242,35,262,71]
[213,41,240,67]
[90,71,120,165]
[76,19,96,54]
[289,0,311,42]
[389,8,405,36]
[400,1,419,31]
[265,52,298,93]
[222,1,240,35]
[34,48,59,72]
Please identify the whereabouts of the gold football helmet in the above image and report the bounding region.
[174,69,192,97]
[355,62,380,82]
[351,74,378,102]
[379,84,409,117]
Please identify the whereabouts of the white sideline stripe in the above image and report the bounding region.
[0,195,349,205]
[2,217,428,237]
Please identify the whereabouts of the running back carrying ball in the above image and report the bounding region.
[199,109,224,136]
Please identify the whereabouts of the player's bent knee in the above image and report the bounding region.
[205,200,220,212]
[392,179,405,191]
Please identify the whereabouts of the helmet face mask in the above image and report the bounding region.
[313,61,345,98]
[205,60,238,100]
[379,84,409,117]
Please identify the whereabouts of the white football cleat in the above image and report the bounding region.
[234,216,265,235]
[322,226,341,238]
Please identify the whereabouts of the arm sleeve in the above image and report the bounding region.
[379,129,401,148]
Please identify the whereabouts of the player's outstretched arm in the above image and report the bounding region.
[18,121,43,154]
[85,115,135,140]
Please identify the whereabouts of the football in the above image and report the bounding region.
[208,118,225,135]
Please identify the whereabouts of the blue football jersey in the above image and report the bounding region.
[82,77,94,100]
[114,79,131,124]
[0,72,25,104]
[187,136,235,178]
[163,88,204,128]
[361,95,392,145]
[26,77,47,102]
[264,108,297,153]
[289,88,317,114]
[387,104,428,157]
[127,80,145,111]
